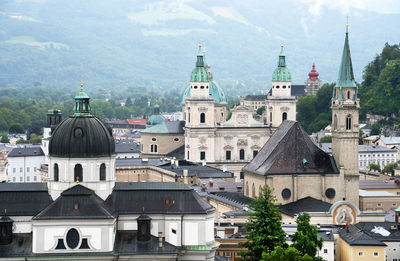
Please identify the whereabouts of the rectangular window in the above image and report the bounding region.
[19,177,22,182]
[187,151,189,160]
[171,229,177,234]
[358,252,363,256]
[253,150,258,158]
[377,203,382,207]
[240,172,244,179]
[225,252,231,257]
[373,252,378,256]
[20,168,22,172]
[226,150,231,160]
[324,249,328,254]
[34,176,37,181]
[34,167,37,172]
[27,176,30,182]
[27,167,30,172]
[200,151,206,161]
[13,168,16,173]
[12,177,15,182]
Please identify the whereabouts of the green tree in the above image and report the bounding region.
[0,134,9,143]
[370,123,381,135]
[240,185,287,260]
[291,213,323,258]
[16,139,29,144]
[125,97,133,107]
[29,134,42,144]
[368,163,381,172]
[9,123,25,134]
[319,135,331,143]
[261,246,313,261]
[256,106,265,115]
[382,162,398,175]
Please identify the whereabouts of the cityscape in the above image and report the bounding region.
[1,1,400,261]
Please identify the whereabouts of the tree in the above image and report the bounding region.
[382,162,398,175]
[125,97,133,107]
[29,134,42,144]
[240,185,287,260]
[370,123,381,135]
[291,213,323,259]
[261,246,313,261]
[9,123,25,134]
[368,163,381,172]
[319,135,331,143]
[0,134,9,143]
[256,106,265,115]
[16,139,29,144]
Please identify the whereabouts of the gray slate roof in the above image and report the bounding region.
[8,146,44,157]
[160,161,233,179]
[319,143,396,153]
[243,121,339,175]
[106,182,214,215]
[116,158,169,167]
[278,197,332,217]
[291,85,306,97]
[359,180,400,190]
[355,222,400,242]
[115,140,140,153]
[0,183,53,216]
[33,185,114,220]
[339,225,387,246]
[244,95,267,101]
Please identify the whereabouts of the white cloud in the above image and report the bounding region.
[209,6,250,26]
[300,0,400,16]
[141,28,217,36]
[127,0,216,26]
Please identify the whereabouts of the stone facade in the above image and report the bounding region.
[141,132,184,158]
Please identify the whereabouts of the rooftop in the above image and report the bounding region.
[359,189,398,197]
[115,140,140,153]
[8,146,44,157]
[141,121,185,134]
[319,143,396,153]
[278,197,332,217]
[339,225,386,246]
[359,180,400,190]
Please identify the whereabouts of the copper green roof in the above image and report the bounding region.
[73,85,92,117]
[190,45,209,82]
[147,114,165,126]
[332,26,359,100]
[181,80,227,105]
[272,45,291,82]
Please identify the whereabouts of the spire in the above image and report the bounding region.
[278,41,286,67]
[336,23,356,88]
[196,40,205,67]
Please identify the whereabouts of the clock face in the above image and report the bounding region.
[333,204,356,225]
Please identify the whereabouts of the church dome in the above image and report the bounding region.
[147,104,166,126]
[49,86,115,158]
[308,63,319,81]
[181,80,227,105]
[272,43,291,82]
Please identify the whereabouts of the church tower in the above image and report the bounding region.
[331,24,359,205]
[265,42,297,127]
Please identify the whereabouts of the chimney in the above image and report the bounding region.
[202,161,206,166]
[158,232,163,248]
[183,169,188,184]
[175,160,179,168]
[223,165,227,172]
[209,178,213,187]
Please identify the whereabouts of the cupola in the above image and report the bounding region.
[308,63,319,81]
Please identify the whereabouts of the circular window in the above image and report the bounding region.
[66,228,80,249]
[74,127,83,138]
[174,138,179,142]
[200,86,204,89]
[325,188,336,199]
[281,188,291,199]
[194,86,198,89]
[152,138,156,141]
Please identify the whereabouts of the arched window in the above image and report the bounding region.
[259,185,262,196]
[200,113,205,123]
[334,114,338,130]
[347,91,351,99]
[154,144,158,152]
[270,112,273,123]
[240,149,245,160]
[54,163,59,182]
[150,144,153,152]
[188,113,191,123]
[74,164,83,182]
[282,112,287,121]
[246,181,249,196]
[252,183,255,198]
[346,115,352,130]
[100,163,106,181]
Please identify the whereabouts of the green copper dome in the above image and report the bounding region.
[181,80,227,105]
[272,44,291,82]
[190,44,210,82]
[147,105,165,126]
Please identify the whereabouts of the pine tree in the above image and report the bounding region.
[240,185,287,260]
[291,213,323,259]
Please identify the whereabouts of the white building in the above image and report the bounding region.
[6,145,45,183]
[319,143,396,170]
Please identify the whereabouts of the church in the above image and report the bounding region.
[142,42,297,180]
[0,84,218,260]
[243,25,360,214]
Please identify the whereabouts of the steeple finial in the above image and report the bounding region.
[76,176,79,183]
[346,16,349,33]
[199,40,201,48]
[80,78,84,91]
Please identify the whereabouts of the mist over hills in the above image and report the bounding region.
[0,0,399,96]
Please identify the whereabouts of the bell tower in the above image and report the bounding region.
[331,24,359,206]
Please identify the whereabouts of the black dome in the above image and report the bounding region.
[49,116,115,158]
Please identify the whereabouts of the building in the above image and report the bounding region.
[0,85,218,260]
[115,140,140,159]
[359,180,400,195]
[376,136,400,149]
[305,63,322,95]
[319,143,396,170]
[7,133,27,145]
[359,189,400,211]
[6,145,45,183]
[265,42,297,127]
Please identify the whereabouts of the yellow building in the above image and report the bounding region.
[338,225,386,261]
